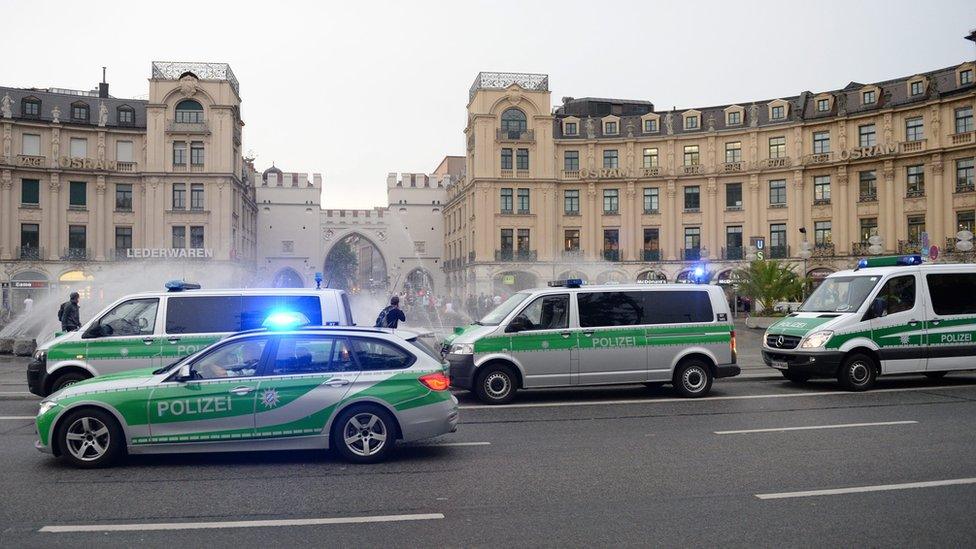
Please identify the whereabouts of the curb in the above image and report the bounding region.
[0,392,39,401]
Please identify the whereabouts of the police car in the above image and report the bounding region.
[34,318,458,467]
[444,280,739,404]
[763,255,976,390]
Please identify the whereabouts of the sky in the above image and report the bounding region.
[2,0,974,209]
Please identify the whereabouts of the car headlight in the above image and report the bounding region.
[37,400,59,416]
[33,350,47,361]
[449,343,474,355]
[801,330,833,349]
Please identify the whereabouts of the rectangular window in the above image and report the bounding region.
[166,296,244,334]
[118,108,134,125]
[860,218,878,243]
[517,188,530,213]
[813,175,831,203]
[71,104,88,121]
[957,210,975,233]
[769,179,787,205]
[69,138,87,158]
[643,187,659,213]
[516,228,530,252]
[21,133,40,156]
[907,215,925,243]
[643,148,659,168]
[962,70,974,85]
[604,121,617,135]
[68,225,86,250]
[685,116,699,130]
[173,142,186,166]
[684,227,701,258]
[115,226,132,251]
[863,90,876,104]
[643,228,660,258]
[907,165,924,196]
[905,117,924,141]
[190,141,204,165]
[817,98,830,112]
[190,226,205,249]
[859,124,876,147]
[910,81,922,96]
[643,119,657,132]
[957,159,974,191]
[603,189,619,214]
[190,183,204,210]
[22,100,40,117]
[564,229,580,252]
[115,183,133,211]
[516,148,529,170]
[725,142,741,163]
[501,148,513,170]
[578,291,645,328]
[683,145,699,166]
[172,226,186,249]
[500,188,513,213]
[859,170,878,201]
[564,189,580,214]
[727,111,741,125]
[726,182,742,208]
[770,223,787,255]
[603,149,619,169]
[69,181,86,207]
[927,274,976,316]
[726,226,743,258]
[684,186,700,210]
[814,221,832,245]
[173,183,186,210]
[771,105,785,119]
[116,140,133,162]
[603,229,619,261]
[813,131,830,154]
[955,107,974,134]
[20,223,40,251]
[20,179,39,205]
[564,122,577,135]
[768,136,786,159]
[564,150,579,171]
[500,228,513,252]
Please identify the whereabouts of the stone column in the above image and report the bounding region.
[789,169,804,252]
[1,170,11,259]
[662,180,676,260]
[835,168,849,254]
[587,182,597,260]
[883,160,896,252]
[95,177,107,260]
[706,177,718,259]
[48,174,61,260]
[748,174,760,242]
[931,154,946,246]
[624,182,636,261]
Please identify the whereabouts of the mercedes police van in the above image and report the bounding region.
[763,255,976,390]
[35,323,458,467]
[27,283,355,397]
[444,280,739,404]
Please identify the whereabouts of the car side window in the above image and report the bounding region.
[512,294,569,331]
[351,338,413,371]
[876,275,916,317]
[271,336,351,375]
[191,338,267,380]
[165,296,243,334]
[89,298,159,338]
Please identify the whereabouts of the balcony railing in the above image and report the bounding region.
[769,245,789,259]
[898,240,922,254]
[643,208,659,215]
[806,153,832,165]
[901,139,926,153]
[496,129,535,142]
[516,169,530,178]
[759,157,791,170]
[61,248,91,261]
[15,246,43,260]
[906,188,925,198]
[851,242,871,256]
[950,131,974,145]
[166,120,210,133]
[681,248,701,261]
[500,169,514,178]
[957,180,975,193]
[642,250,661,261]
[111,248,134,260]
[117,161,137,173]
[602,249,620,262]
[682,165,704,175]
[16,154,46,168]
[722,246,743,260]
[859,192,878,203]
[640,167,660,177]
[812,243,836,257]
[562,249,584,259]
[723,161,744,173]
[813,198,832,206]
[562,169,581,179]
[495,249,537,261]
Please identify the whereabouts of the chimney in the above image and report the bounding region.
[98,67,109,98]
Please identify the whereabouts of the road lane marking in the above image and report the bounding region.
[40,513,445,533]
[715,420,918,435]
[0,416,35,420]
[459,384,976,410]
[421,441,490,447]
[756,478,976,500]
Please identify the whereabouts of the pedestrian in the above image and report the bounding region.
[58,291,81,332]
[374,295,406,329]
[23,293,34,314]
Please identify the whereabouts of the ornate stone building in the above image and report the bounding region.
[444,53,976,297]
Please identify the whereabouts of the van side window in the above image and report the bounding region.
[927,273,976,315]
[241,295,323,330]
[578,292,644,327]
[645,291,713,324]
[88,298,159,338]
[166,296,242,334]
[875,275,916,316]
[512,294,569,331]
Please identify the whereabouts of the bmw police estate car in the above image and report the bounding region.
[35,320,458,467]
[763,255,976,390]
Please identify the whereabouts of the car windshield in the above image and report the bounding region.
[799,275,882,313]
[479,292,531,326]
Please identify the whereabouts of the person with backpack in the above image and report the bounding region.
[374,295,406,329]
[58,292,81,332]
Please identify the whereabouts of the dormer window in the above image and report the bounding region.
[641,114,660,133]
[21,97,40,118]
[175,99,204,124]
[910,81,923,96]
[862,90,876,105]
[71,101,89,122]
[816,99,830,112]
[604,121,618,135]
[962,69,974,85]
[727,111,741,125]
[771,106,785,120]
[685,116,699,130]
[564,122,577,135]
[117,105,135,127]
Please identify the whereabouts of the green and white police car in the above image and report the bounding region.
[444,280,739,404]
[763,255,976,390]
[35,323,458,467]
[28,283,355,397]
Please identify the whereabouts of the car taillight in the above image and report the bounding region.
[730,330,737,362]
[419,372,450,391]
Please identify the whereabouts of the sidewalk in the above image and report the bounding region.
[0,355,34,400]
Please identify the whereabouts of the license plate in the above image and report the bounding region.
[770,361,788,370]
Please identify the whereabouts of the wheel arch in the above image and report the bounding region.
[843,346,882,375]
[325,397,404,448]
[473,356,524,389]
[49,402,129,458]
[670,349,719,376]
[44,362,96,394]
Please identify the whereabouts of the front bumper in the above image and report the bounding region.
[27,358,47,397]
[714,363,741,378]
[446,354,476,390]
[762,348,845,377]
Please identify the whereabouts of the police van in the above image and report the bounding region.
[27,283,355,397]
[444,281,739,404]
[763,255,976,390]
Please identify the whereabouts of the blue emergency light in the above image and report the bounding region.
[165,280,202,292]
[855,254,923,270]
[262,311,311,330]
[548,278,584,288]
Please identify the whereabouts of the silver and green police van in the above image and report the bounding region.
[445,280,739,404]
[763,255,976,390]
[35,325,458,467]
[27,283,355,397]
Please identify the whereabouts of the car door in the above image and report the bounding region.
[505,294,574,388]
[923,271,976,372]
[868,274,926,374]
[82,298,162,375]
[576,291,649,385]
[253,335,360,439]
[147,337,270,443]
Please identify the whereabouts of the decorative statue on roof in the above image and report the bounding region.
[664,112,674,135]
[51,105,61,124]
[0,93,11,118]
[706,113,715,132]
[749,104,759,127]
[585,117,596,139]
[98,102,108,127]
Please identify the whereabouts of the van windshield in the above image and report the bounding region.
[799,275,881,313]
[479,292,531,326]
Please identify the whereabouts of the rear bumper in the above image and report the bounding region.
[446,354,476,390]
[714,363,741,379]
[27,359,47,397]
[762,349,845,377]
[398,395,460,442]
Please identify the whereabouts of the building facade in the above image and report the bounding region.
[0,62,258,315]
[445,58,976,297]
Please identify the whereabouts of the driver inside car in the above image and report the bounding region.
[199,342,264,378]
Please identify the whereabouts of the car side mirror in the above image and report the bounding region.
[175,364,194,382]
[864,298,884,320]
[82,324,102,339]
[506,316,528,333]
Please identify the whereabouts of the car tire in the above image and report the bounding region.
[50,371,90,394]
[474,364,518,405]
[838,353,877,391]
[781,370,811,383]
[331,405,397,464]
[56,407,125,468]
[924,371,948,380]
[673,359,714,398]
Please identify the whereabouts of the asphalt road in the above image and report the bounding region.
[1,366,975,547]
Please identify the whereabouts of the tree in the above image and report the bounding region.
[324,241,358,291]
[734,260,805,313]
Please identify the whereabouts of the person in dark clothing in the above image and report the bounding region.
[59,292,81,332]
[375,296,406,329]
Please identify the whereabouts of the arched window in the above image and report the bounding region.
[21,96,41,118]
[500,108,527,134]
[117,105,135,126]
[175,99,204,124]
[71,101,90,122]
